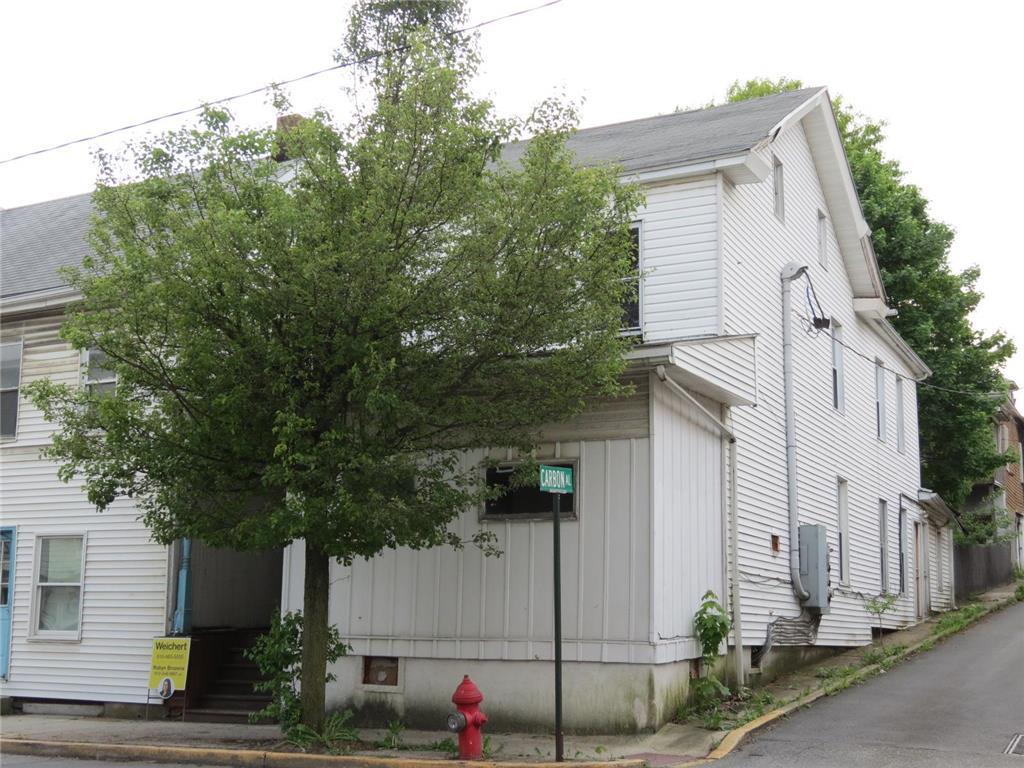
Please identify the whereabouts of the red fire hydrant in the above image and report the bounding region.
[447,675,487,759]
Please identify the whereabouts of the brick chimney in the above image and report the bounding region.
[273,114,304,162]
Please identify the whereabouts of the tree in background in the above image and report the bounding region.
[29,0,640,728]
[725,78,1014,508]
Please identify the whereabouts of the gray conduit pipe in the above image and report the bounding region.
[781,262,811,603]
[655,366,745,686]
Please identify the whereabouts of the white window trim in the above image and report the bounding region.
[773,155,785,222]
[620,220,644,338]
[895,376,905,454]
[817,210,828,268]
[29,533,87,642]
[0,338,24,443]
[82,347,117,395]
[481,459,580,522]
[837,478,850,586]
[875,361,887,442]
[831,323,844,412]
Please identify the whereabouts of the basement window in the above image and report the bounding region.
[362,656,399,687]
[484,462,577,520]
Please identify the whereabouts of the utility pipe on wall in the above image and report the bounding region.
[655,366,745,686]
[780,263,810,603]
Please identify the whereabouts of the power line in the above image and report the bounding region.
[794,309,1003,399]
[0,0,565,167]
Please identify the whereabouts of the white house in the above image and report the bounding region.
[0,88,955,730]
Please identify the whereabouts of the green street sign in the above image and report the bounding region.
[539,464,573,494]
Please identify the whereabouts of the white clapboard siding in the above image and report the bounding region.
[649,375,725,661]
[721,121,929,647]
[285,436,656,664]
[0,312,170,703]
[638,177,720,341]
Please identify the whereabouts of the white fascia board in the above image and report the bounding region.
[0,286,79,317]
[870,318,932,380]
[628,152,769,187]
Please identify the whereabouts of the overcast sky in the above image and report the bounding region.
[1,0,1021,385]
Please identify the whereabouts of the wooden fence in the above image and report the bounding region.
[954,542,1013,601]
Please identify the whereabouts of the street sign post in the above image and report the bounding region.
[539,464,572,763]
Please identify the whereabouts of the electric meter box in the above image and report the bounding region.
[799,524,831,614]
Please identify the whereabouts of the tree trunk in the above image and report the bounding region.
[300,543,330,730]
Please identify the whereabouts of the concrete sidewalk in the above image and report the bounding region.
[1,581,1018,768]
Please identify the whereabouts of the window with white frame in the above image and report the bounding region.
[1,340,23,440]
[817,211,828,267]
[875,361,887,441]
[773,156,785,222]
[878,499,889,592]
[898,504,907,594]
[32,535,86,637]
[895,376,905,453]
[831,323,844,411]
[484,461,577,520]
[84,347,116,397]
[837,478,849,585]
[621,223,642,334]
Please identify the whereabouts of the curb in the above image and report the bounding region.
[678,591,1021,766]
[0,739,645,768]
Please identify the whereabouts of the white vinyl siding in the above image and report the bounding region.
[722,121,931,645]
[635,177,721,341]
[1,311,170,704]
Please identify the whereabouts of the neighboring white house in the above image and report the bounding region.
[0,88,955,730]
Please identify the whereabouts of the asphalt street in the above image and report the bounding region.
[719,599,1024,767]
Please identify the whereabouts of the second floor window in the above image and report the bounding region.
[84,348,117,397]
[831,323,844,411]
[875,361,887,441]
[895,376,905,453]
[817,211,828,267]
[1,340,23,440]
[621,224,641,334]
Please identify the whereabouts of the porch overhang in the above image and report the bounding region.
[918,490,960,530]
[626,333,758,406]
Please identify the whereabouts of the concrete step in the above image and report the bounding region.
[185,707,274,725]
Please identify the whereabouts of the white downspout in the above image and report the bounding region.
[781,263,810,603]
[656,366,745,686]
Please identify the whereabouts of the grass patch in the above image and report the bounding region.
[933,603,986,635]
[815,664,858,680]
[860,643,906,668]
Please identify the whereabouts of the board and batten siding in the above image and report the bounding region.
[637,177,721,341]
[0,312,170,702]
[649,375,725,661]
[721,121,930,647]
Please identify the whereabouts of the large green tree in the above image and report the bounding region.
[726,78,1014,506]
[29,0,640,728]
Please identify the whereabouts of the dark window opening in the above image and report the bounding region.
[485,462,576,519]
[621,225,641,333]
[362,656,399,686]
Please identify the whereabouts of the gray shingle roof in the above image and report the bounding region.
[1,192,94,299]
[501,87,820,172]
[1,89,819,300]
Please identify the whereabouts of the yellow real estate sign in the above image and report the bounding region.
[149,637,191,696]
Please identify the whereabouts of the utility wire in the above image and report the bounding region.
[0,0,565,167]
[791,305,1007,399]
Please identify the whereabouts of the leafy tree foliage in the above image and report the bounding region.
[726,78,1014,506]
[29,0,640,727]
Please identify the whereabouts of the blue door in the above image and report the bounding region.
[0,527,15,678]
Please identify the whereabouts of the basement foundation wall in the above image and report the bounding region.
[326,657,697,734]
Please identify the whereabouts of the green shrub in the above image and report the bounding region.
[1014,583,1024,601]
[245,610,351,731]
